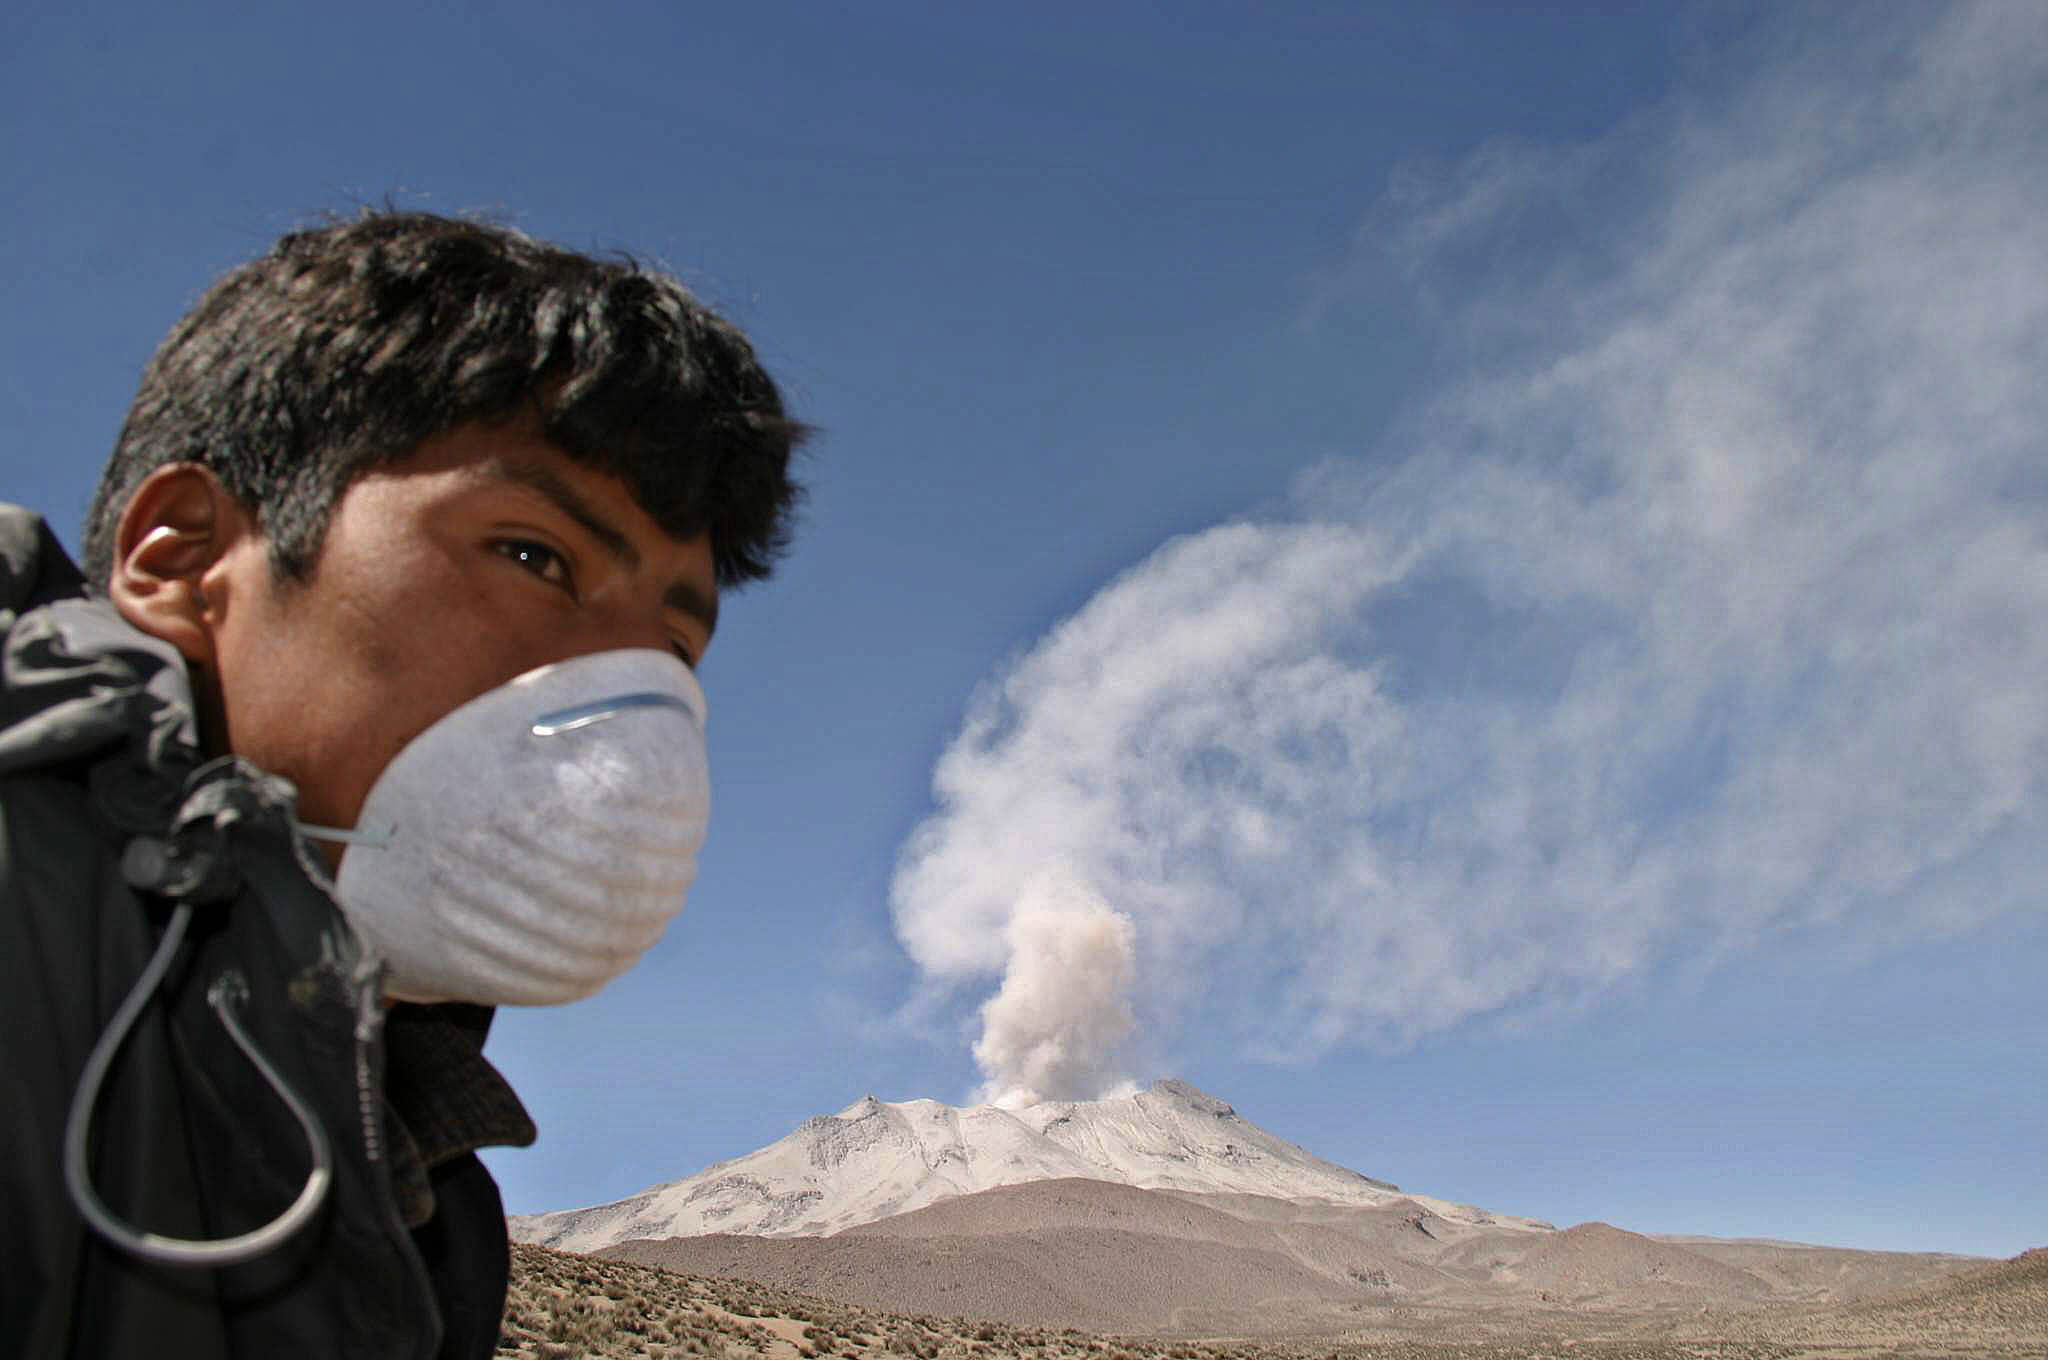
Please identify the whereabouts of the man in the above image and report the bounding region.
[0,211,806,1358]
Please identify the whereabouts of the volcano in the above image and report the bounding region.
[508,1077,1547,1254]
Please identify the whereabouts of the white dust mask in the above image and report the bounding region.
[303,648,710,1006]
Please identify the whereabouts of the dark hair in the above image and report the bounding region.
[85,211,806,589]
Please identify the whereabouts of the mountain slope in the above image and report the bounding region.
[602,1180,1481,1332]
[510,1078,1548,1252]
[591,1180,1999,1340]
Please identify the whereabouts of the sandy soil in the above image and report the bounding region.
[500,1240,2048,1359]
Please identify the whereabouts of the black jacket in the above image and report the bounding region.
[0,506,533,1359]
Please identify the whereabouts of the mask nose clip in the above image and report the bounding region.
[529,690,697,736]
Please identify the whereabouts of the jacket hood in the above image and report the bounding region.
[0,503,202,831]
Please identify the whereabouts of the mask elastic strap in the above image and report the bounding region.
[64,901,334,1267]
[296,821,394,849]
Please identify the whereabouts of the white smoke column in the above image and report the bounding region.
[891,3,2048,1092]
[972,877,1137,1107]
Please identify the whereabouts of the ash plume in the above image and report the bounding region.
[970,877,1136,1107]
[890,3,2048,1101]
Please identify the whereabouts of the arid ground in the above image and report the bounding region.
[503,1089,2042,1360]
[498,1238,2047,1360]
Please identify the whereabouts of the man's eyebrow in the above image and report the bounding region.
[665,578,719,640]
[492,457,638,567]
[487,456,719,638]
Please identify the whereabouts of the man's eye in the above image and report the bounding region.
[493,540,572,590]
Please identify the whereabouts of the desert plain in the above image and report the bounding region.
[497,1178,2046,1360]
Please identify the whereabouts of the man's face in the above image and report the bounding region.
[199,418,718,833]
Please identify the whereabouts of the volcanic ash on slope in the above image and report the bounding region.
[509,1078,1546,1253]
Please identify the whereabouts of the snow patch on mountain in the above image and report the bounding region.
[509,1079,1549,1253]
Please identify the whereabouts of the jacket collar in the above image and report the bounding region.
[1,505,537,1200]
[0,505,202,832]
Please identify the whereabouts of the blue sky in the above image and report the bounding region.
[6,3,2042,1259]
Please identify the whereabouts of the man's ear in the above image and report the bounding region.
[106,464,254,666]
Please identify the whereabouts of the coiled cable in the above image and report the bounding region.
[62,901,334,1266]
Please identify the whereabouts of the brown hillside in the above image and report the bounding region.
[846,1180,1459,1298]
[1656,1233,1992,1303]
[603,1222,1381,1334]
[594,1179,2003,1338]
[1435,1222,1774,1307]
[1709,1245,2048,1349]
